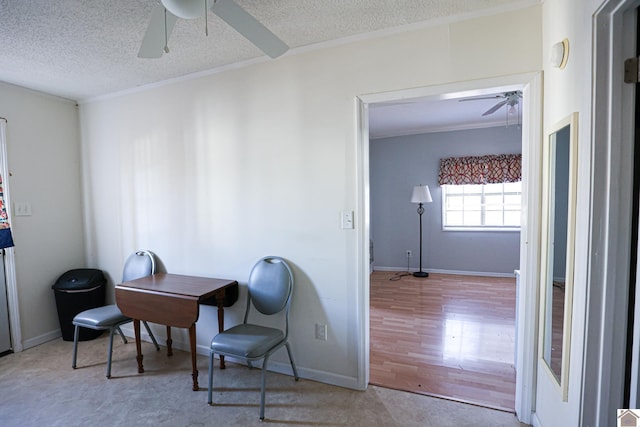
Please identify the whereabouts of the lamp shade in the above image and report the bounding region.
[161,0,212,19]
[411,185,433,204]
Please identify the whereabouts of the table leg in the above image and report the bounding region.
[134,319,144,373]
[216,292,226,369]
[166,326,173,357]
[189,324,198,391]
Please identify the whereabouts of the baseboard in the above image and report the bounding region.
[211,355,359,390]
[22,329,61,350]
[372,266,516,278]
[118,325,360,390]
[267,360,360,390]
[372,266,413,272]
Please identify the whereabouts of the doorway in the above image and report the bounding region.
[356,72,543,424]
[367,91,522,411]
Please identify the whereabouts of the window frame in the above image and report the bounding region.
[441,182,522,232]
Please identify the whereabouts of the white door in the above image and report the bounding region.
[0,250,11,353]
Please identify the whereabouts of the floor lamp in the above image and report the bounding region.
[411,185,432,278]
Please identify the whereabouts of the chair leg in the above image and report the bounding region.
[106,327,117,378]
[207,351,214,405]
[285,342,299,380]
[72,325,79,369]
[116,326,128,344]
[142,321,160,351]
[259,356,270,421]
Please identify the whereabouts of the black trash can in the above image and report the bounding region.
[52,269,106,341]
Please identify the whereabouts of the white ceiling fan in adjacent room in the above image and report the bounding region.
[458,90,522,127]
[459,91,522,116]
[138,0,288,59]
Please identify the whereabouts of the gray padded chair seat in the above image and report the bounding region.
[211,324,284,358]
[73,305,129,329]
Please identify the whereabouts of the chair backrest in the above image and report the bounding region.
[122,250,156,282]
[245,256,293,321]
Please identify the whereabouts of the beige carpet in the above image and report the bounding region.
[0,334,527,426]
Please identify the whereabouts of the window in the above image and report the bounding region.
[442,182,521,230]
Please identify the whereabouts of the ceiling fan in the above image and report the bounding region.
[459,91,522,116]
[138,0,288,59]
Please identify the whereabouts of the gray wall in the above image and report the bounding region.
[370,126,522,275]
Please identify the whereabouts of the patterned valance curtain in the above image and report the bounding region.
[438,154,522,186]
[0,120,14,249]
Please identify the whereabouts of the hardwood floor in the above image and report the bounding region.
[369,271,517,412]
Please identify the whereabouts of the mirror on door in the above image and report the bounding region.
[540,112,578,401]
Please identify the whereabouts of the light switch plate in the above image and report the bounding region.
[14,202,32,216]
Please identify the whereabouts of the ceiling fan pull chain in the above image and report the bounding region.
[205,0,209,36]
[164,8,170,53]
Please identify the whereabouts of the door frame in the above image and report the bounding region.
[628,4,640,409]
[356,71,543,424]
[581,1,639,425]
[0,120,20,353]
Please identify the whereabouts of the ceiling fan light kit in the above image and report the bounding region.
[161,0,213,19]
[139,0,288,59]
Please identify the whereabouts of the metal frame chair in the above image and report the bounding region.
[208,256,299,421]
[72,250,160,378]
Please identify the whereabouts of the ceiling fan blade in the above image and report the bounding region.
[211,0,288,58]
[482,99,508,116]
[459,95,503,102]
[138,4,178,59]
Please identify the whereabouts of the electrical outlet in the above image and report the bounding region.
[406,250,412,258]
[315,323,327,341]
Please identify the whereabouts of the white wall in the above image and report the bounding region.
[370,126,522,275]
[79,6,541,387]
[0,82,85,347]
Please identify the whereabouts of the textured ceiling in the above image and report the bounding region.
[0,1,536,138]
[0,0,530,102]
